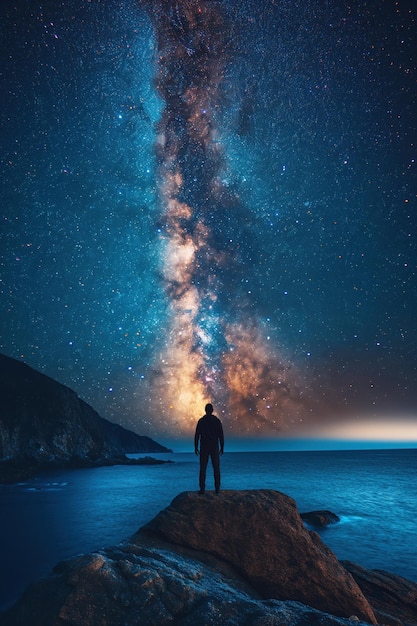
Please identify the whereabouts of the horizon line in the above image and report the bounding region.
[155,437,417,453]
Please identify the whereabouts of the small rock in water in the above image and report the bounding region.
[301,510,340,527]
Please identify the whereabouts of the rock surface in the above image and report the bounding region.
[343,561,417,626]
[141,490,376,623]
[0,353,170,482]
[301,509,341,527]
[0,542,370,626]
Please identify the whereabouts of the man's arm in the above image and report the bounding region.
[218,420,224,454]
[194,421,200,455]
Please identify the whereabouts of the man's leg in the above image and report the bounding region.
[210,450,221,492]
[199,449,209,493]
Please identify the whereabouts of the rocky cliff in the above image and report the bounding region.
[0,353,170,479]
[3,489,414,626]
[98,418,168,454]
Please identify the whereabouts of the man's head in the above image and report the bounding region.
[205,403,213,415]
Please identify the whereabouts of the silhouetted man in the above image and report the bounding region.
[194,403,224,494]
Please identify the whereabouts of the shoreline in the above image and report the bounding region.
[0,455,172,484]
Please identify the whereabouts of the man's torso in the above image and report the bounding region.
[198,414,221,450]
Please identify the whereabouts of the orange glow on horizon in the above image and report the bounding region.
[307,416,417,441]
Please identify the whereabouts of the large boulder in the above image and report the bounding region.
[141,490,376,623]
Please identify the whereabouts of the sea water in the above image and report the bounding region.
[1,448,416,611]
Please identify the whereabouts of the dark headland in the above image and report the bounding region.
[2,489,417,626]
[0,353,171,483]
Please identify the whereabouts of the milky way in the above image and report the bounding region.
[142,0,314,435]
[1,0,416,441]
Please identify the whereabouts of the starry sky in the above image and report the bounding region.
[1,0,416,444]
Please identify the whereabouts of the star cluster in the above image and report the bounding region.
[1,0,416,440]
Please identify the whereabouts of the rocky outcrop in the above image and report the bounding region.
[3,490,417,626]
[301,509,341,527]
[1,489,377,626]
[141,490,376,623]
[0,353,170,481]
[342,561,417,626]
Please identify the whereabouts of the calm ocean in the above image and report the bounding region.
[1,447,416,611]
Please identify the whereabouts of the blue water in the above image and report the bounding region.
[1,448,416,611]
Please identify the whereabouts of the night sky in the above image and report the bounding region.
[1,0,416,443]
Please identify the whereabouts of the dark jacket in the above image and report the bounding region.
[194,414,224,452]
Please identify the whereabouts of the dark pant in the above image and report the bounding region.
[199,448,220,491]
